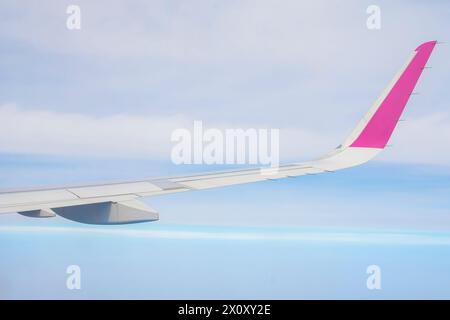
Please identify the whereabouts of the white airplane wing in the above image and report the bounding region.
[0,41,437,224]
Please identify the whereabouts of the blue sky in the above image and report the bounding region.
[1,0,450,299]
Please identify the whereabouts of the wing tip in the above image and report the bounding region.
[415,40,437,52]
[347,41,437,149]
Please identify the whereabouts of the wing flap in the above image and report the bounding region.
[178,173,268,189]
[68,181,161,198]
[0,189,78,207]
[0,194,138,214]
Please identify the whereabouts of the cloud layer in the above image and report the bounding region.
[0,104,334,161]
[2,225,450,246]
[1,1,449,165]
[2,104,450,165]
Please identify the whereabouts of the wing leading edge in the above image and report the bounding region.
[0,41,437,224]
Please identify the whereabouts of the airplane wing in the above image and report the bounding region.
[0,41,437,224]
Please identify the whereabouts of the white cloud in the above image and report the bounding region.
[0,104,189,159]
[1,225,450,246]
[1,0,447,72]
[0,104,333,161]
[2,104,450,165]
[0,1,449,165]
[1,1,446,126]
[377,113,450,165]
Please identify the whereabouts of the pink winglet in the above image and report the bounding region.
[350,41,437,149]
